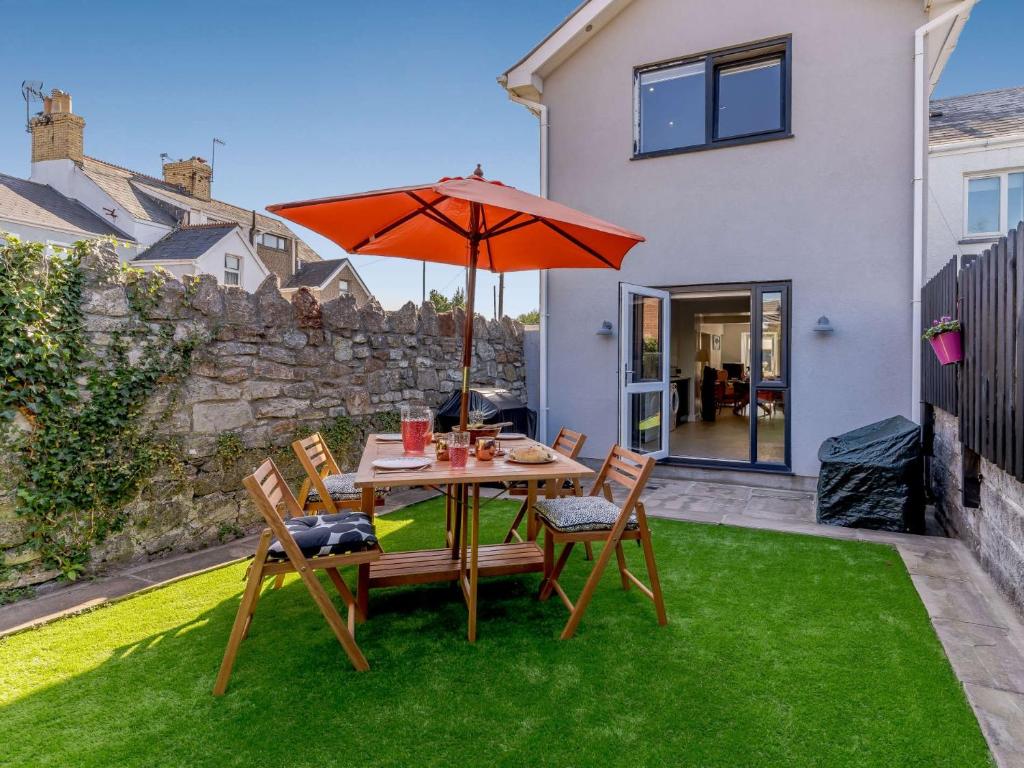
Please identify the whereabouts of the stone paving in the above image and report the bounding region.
[1,479,1022,765]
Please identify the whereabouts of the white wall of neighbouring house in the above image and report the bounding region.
[0,218,136,260]
[535,0,924,477]
[31,159,170,250]
[194,229,269,293]
[927,141,1024,278]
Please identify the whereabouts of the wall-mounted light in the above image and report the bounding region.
[813,315,834,334]
[596,320,614,336]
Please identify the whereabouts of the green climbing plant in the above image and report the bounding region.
[0,235,199,583]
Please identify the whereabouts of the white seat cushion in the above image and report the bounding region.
[534,496,637,533]
[306,473,386,503]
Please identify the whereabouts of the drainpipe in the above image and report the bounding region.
[508,92,550,442]
[911,0,975,423]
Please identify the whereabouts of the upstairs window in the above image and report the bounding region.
[338,278,350,295]
[261,233,287,250]
[635,37,791,157]
[224,254,241,286]
[965,171,1024,237]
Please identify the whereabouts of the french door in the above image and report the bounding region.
[619,284,671,459]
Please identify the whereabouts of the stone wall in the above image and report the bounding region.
[930,408,1024,615]
[0,249,526,590]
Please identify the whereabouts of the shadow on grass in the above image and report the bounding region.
[0,500,994,768]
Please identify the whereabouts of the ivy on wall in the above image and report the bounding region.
[0,236,199,582]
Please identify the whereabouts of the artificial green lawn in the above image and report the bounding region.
[0,498,992,768]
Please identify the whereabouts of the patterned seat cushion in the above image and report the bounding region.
[533,496,638,533]
[306,473,386,503]
[268,512,378,560]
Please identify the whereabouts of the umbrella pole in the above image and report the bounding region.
[459,203,481,431]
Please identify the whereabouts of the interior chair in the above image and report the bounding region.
[213,458,381,695]
[534,444,667,640]
[503,427,589,556]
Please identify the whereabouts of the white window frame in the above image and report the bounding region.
[964,169,1024,238]
[338,278,350,294]
[261,233,287,250]
[224,254,242,286]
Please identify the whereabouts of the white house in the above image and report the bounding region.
[11,88,373,303]
[500,0,975,483]
[0,171,133,258]
[927,86,1024,277]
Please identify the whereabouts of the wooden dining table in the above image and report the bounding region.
[353,434,594,641]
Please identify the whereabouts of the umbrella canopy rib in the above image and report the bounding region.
[537,219,618,268]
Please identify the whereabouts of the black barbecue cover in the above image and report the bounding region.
[816,415,925,533]
[435,388,537,438]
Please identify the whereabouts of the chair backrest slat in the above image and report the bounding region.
[293,433,343,514]
[552,427,586,459]
[590,444,655,514]
[244,458,312,570]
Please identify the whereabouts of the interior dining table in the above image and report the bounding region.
[353,434,594,641]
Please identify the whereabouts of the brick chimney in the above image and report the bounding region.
[30,89,85,163]
[162,156,212,201]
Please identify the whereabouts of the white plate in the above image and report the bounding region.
[372,457,432,471]
[376,433,403,442]
[507,452,556,465]
[497,433,527,440]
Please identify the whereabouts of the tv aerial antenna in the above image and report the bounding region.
[21,80,44,133]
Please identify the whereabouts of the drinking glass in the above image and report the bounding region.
[400,405,431,455]
[448,431,470,469]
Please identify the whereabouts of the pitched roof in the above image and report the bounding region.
[132,223,237,262]
[81,156,298,239]
[930,86,1024,146]
[284,258,349,289]
[0,172,127,239]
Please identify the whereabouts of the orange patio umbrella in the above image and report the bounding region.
[268,166,645,429]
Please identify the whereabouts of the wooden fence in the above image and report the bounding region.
[921,222,1024,480]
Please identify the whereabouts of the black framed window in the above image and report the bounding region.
[634,37,791,158]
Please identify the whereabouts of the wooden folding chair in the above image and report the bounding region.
[213,458,381,696]
[535,444,667,640]
[293,432,386,516]
[503,427,588,554]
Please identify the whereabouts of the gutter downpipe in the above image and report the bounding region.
[509,92,551,442]
[912,0,974,423]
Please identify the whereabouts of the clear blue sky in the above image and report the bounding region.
[0,0,1019,316]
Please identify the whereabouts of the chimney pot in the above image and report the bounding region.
[30,88,84,164]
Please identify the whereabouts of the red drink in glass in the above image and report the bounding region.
[449,445,469,468]
[400,405,431,455]
[401,418,428,454]
[448,430,470,468]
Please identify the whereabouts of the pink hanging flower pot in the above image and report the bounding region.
[923,316,963,365]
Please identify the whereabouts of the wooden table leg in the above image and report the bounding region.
[357,486,374,620]
[468,482,480,643]
[526,480,538,542]
[451,484,465,560]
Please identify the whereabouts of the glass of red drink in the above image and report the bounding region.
[448,431,470,469]
[400,405,431,455]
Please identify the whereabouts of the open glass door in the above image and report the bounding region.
[620,284,671,459]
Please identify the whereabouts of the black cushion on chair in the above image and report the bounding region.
[533,496,638,533]
[268,512,378,560]
[306,473,386,503]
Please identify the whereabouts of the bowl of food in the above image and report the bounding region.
[508,445,555,464]
[466,423,502,443]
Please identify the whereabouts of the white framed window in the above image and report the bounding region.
[338,278,349,294]
[261,233,287,250]
[965,170,1024,237]
[224,254,241,286]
